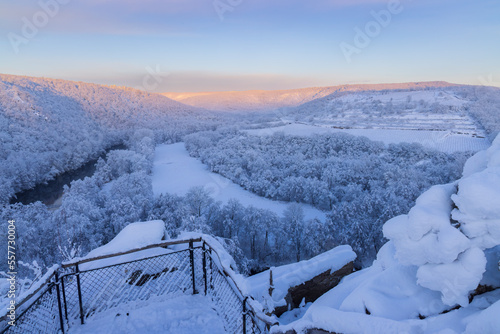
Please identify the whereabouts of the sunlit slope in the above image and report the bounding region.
[163,81,458,112]
[0,74,215,201]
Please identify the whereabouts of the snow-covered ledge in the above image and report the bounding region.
[246,246,356,317]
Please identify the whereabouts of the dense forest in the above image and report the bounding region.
[0,74,225,204]
[185,129,470,262]
[1,75,500,298]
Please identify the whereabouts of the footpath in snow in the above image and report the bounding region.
[68,294,227,334]
[152,143,326,222]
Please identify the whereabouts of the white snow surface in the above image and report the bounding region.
[383,179,490,307]
[336,89,467,107]
[245,123,490,153]
[335,242,449,321]
[275,290,500,334]
[451,136,500,250]
[383,183,470,267]
[464,298,500,334]
[66,220,169,271]
[246,245,356,309]
[68,294,227,334]
[416,247,487,306]
[152,143,326,222]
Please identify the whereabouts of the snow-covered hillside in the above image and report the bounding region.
[164,82,457,112]
[0,74,220,203]
[3,75,500,334]
[284,88,485,136]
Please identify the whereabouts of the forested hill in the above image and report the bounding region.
[0,74,221,203]
[163,81,459,112]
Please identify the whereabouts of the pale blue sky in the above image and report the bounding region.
[0,0,499,92]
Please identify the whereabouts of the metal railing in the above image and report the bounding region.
[0,238,269,334]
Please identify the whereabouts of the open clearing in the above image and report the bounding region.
[152,143,327,222]
[245,123,490,153]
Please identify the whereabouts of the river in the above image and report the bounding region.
[10,144,126,208]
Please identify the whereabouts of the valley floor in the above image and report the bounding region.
[152,142,327,222]
[245,123,491,153]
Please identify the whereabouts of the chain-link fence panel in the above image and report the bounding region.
[62,249,194,327]
[1,282,62,334]
[193,247,205,294]
[206,247,263,334]
[1,240,266,334]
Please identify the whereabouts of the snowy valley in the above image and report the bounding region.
[1,76,500,333]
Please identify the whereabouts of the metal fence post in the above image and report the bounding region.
[61,275,68,321]
[243,296,248,334]
[54,272,65,334]
[75,264,85,325]
[202,242,207,295]
[189,239,197,294]
[209,248,213,291]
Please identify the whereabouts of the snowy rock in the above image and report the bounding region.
[452,169,500,249]
[338,243,448,320]
[383,184,470,267]
[285,262,354,314]
[453,169,500,221]
[462,150,488,178]
[416,247,487,306]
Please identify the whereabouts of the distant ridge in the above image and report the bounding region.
[0,73,218,201]
[163,81,460,112]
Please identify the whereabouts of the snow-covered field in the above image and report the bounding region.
[336,89,467,107]
[152,143,326,222]
[68,294,227,334]
[245,123,491,153]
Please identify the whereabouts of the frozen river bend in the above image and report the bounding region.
[152,143,327,222]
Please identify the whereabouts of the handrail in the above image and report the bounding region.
[61,237,202,268]
[0,266,58,319]
[2,236,271,333]
[0,266,59,328]
[203,240,278,328]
